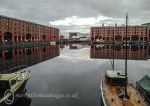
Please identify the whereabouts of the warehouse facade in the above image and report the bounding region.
[0,15,59,44]
[90,25,149,43]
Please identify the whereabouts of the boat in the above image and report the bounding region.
[136,75,150,105]
[49,41,56,45]
[0,65,31,105]
[100,14,147,106]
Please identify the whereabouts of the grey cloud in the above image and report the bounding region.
[0,0,150,35]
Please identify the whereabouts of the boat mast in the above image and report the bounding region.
[112,24,115,71]
[125,13,128,99]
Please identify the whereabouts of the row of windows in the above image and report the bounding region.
[0,18,58,33]
[92,27,147,30]
[92,30,148,33]
[93,32,148,35]
[93,35,148,37]
[0,26,58,32]
[95,37,148,40]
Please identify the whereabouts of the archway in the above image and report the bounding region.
[95,35,99,41]
[4,49,13,60]
[43,47,46,52]
[18,36,21,41]
[95,35,102,41]
[26,34,31,41]
[95,44,104,50]
[42,35,46,41]
[14,36,17,42]
[26,48,32,55]
[115,35,122,41]
[4,32,12,43]
[131,35,139,41]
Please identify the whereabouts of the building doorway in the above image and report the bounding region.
[26,34,32,41]
[4,32,12,44]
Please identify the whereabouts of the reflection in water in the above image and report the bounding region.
[69,44,89,50]
[0,44,150,106]
[90,44,149,60]
[0,45,60,72]
[11,95,31,106]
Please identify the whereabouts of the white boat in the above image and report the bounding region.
[49,42,56,45]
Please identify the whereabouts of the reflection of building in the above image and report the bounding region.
[0,45,60,72]
[0,15,59,44]
[90,45,148,60]
[90,25,149,42]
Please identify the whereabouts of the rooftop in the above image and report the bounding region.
[105,70,125,79]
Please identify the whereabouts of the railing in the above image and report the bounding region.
[136,83,150,105]
[0,65,29,74]
[0,41,51,49]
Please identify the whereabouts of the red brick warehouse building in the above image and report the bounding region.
[0,15,59,44]
[90,25,149,43]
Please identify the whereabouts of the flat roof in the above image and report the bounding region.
[106,70,125,79]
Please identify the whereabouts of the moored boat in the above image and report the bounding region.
[100,14,147,106]
[0,65,31,105]
[101,70,146,106]
[136,75,150,105]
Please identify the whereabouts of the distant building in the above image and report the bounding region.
[60,35,65,41]
[90,25,149,42]
[69,32,90,41]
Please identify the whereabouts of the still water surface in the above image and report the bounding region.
[0,44,150,106]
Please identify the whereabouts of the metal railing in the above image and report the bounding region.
[0,65,29,74]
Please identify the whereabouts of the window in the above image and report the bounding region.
[11,80,16,85]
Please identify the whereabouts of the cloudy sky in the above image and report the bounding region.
[0,0,150,37]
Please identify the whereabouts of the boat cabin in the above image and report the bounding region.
[105,70,126,86]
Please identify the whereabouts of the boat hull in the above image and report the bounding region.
[0,78,29,106]
[136,82,150,105]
